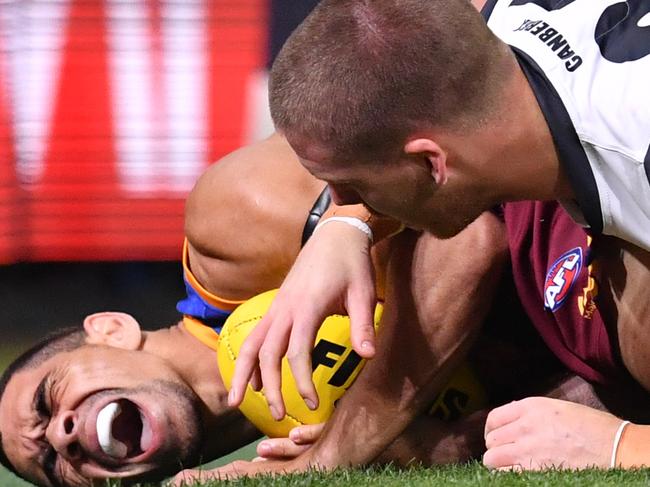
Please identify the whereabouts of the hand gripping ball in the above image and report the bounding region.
[218,289,487,437]
[218,289,381,437]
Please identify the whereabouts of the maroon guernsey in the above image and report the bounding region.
[503,200,628,387]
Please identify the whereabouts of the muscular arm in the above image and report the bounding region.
[181,133,513,471]
[596,239,650,467]
[306,212,507,468]
[483,238,650,471]
[184,133,325,299]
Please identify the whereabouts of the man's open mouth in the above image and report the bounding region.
[96,400,153,459]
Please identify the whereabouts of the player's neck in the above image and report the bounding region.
[141,324,229,413]
[474,66,575,204]
[142,324,262,458]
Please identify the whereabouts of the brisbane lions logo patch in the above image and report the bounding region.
[544,248,582,312]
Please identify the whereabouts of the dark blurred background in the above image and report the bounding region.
[0,0,318,366]
[0,262,184,366]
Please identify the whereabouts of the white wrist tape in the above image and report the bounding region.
[314,216,373,242]
[610,420,631,468]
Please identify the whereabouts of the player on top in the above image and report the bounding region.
[270,0,650,248]
[227,0,650,474]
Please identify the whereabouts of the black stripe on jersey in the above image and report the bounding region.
[301,186,331,247]
[645,145,650,188]
[481,0,499,20]
[513,47,603,234]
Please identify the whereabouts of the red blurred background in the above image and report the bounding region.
[0,0,273,262]
[0,0,318,343]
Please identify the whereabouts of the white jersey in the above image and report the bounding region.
[484,0,650,250]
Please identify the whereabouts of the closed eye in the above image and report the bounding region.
[43,446,62,487]
[35,377,50,419]
[33,375,62,486]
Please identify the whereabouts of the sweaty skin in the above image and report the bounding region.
[226,0,564,428]
[4,131,644,485]
[185,134,648,480]
[184,132,327,300]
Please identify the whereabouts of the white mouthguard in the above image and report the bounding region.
[96,402,128,459]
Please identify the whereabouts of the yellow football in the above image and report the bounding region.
[218,289,487,437]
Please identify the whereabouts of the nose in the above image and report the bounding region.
[46,410,83,461]
[328,183,363,206]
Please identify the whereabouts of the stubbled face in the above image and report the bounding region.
[0,345,203,486]
[292,138,483,238]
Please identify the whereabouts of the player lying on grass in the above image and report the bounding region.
[0,133,333,487]
[0,134,620,487]
[175,134,650,480]
[177,134,650,477]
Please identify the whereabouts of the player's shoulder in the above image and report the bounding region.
[486,0,650,69]
[486,0,631,52]
[488,0,650,154]
[485,0,609,18]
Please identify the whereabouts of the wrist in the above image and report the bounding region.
[616,422,650,468]
[323,202,404,243]
[314,216,373,242]
[610,420,630,468]
[307,442,345,471]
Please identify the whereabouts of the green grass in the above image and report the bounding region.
[0,344,24,371]
[6,461,650,487]
[172,464,650,487]
[0,345,32,487]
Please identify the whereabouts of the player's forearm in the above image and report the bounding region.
[309,214,508,467]
[377,409,489,466]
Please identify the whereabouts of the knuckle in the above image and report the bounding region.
[304,423,323,440]
[263,387,282,402]
[484,431,496,449]
[482,450,496,468]
[286,348,310,364]
[258,347,280,366]
[354,322,375,334]
[517,417,531,435]
[239,339,261,357]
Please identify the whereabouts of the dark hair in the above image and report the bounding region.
[270,0,515,162]
[0,327,86,481]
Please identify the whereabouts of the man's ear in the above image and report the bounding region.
[83,312,142,350]
[404,138,448,186]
